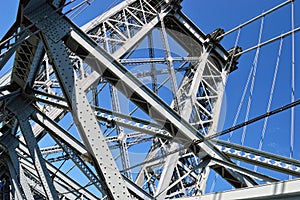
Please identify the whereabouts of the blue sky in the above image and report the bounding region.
[1,0,299,192]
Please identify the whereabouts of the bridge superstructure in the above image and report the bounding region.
[0,0,299,199]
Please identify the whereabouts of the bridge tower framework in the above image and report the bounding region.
[0,0,299,199]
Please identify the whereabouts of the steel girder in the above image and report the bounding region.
[0,0,299,199]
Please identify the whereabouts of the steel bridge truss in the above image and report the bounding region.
[0,0,299,199]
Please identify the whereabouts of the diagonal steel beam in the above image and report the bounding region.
[0,133,34,200]
[19,149,99,200]
[6,96,59,200]
[8,0,269,198]
[5,157,24,200]
[31,103,154,199]
[41,34,131,199]
[23,4,133,198]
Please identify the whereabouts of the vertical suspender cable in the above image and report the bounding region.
[240,17,264,149]
[228,67,253,141]
[227,28,246,140]
[289,0,295,180]
[254,38,283,172]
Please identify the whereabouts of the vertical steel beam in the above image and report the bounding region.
[110,84,132,178]
[154,50,210,199]
[159,17,179,110]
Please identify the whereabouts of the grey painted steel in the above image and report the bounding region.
[49,44,130,199]
[29,0,252,195]
[96,106,299,183]
[1,134,34,200]
[5,157,24,200]
[20,157,98,200]
[0,0,299,199]
[29,103,154,199]
[7,97,59,200]
[155,47,221,199]
[32,105,155,199]
[69,21,234,165]
[210,158,278,183]
[0,30,30,72]
[17,135,100,200]
[95,105,282,191]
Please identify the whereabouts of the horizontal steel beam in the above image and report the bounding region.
[211,158,278,183]
[180,178,300,200]
[216,140,300,177]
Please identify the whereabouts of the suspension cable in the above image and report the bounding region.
[202,98,300,143]
[254,37,283,172]
[217,0,293,40]
[228,67,253,141]
[66,0,95,19]
[235,26,300,57]
[227,28,251,142]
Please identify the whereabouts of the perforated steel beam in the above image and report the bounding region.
[21,2,133,198]
[216,139,300,177]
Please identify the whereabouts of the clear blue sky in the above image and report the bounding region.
[1,0,299,191]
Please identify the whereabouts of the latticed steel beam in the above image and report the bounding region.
[215,140,300,177]
[71,21,259,193]
[69,10,258,194]
[20,2,132,198]
[20,154,99,200]
[95,104,291,188]
[69,8,227,159]
[95,106,300,179]
[2,3,190,198]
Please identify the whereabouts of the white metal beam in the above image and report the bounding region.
[180,179,300,200]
